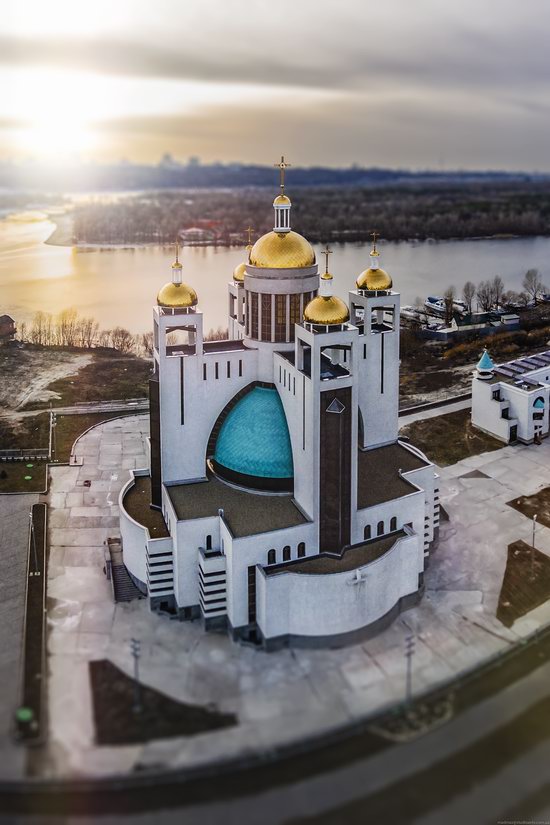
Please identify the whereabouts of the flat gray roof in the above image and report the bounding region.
[266,530,405,575]
[357,442,428,509]
[167,474,307,538]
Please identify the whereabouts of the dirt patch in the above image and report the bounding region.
[0,347,93,410]
[508,487,550,529]
[497,540,550,627]
[89,659,237,745]
[23,351,152,409]
[400,408,503,466]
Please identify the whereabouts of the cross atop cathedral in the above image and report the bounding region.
[323,244,333,274]
[274,155,291,191]
[245,225,254,246]
[370,231,380,253]
[174,239,181,265]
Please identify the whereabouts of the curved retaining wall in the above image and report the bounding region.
[118,471,149,586]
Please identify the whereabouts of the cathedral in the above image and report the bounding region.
[119,160,440,649]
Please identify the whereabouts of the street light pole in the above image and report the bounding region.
[531,514,538,581]
[130,638,142,713]
[405,633,415,705]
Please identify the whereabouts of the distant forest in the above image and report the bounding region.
[72,181,550,246]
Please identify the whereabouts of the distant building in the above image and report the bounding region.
[472,348,550,444]
[0,314,16,345]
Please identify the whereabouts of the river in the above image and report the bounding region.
[1,212,549,336]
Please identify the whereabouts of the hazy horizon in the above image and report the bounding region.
[3,0,550,171]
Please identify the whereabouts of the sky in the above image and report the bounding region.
[2,0,549,170]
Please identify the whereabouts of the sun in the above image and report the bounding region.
[18,118,98,161]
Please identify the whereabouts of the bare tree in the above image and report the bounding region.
[140,331,154,357]
[443,286,456,326]
[204,326,229,341]
[98,329,112,348]
[18,321,27,343]
[462,281,476,315]
[491,275,505,309]
[111,327,135,353]
[522,269,545,305]
[55,307,79,346]
[476,280,493,313]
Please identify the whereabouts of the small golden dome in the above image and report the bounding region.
[157,282,198,308]
[356,267,392,291]
[172,260,183,270]
[273,193,291,206]
[304,295,350,325]
[250,230,315,269]
[233,261,246,282]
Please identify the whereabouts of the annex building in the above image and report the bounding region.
[472,348,550,444]
[119,161,440,649]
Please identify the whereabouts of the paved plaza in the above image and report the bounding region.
[43,415,550,779]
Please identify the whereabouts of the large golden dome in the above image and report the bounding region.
[356,266,392,292]
[304,295,350,325]
[157,282,198,308]
[250,231,315,269]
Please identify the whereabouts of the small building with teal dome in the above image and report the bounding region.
[472,348,550,445]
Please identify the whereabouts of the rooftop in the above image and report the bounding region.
[167,473,307,538]
[357,441,429,509]
[265,530,406,576]
[123,476,170,538]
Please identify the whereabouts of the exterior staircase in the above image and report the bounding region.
[106,538,144,602]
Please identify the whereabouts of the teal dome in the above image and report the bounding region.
[213,387,293,491]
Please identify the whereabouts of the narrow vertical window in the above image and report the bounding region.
[239,359,243,377]
[297,542,305,558]
[363,343,366,359]
[364,525,371,540]
[293,377,296,395]
[267,549,276,565]
[203,363,207,381]
[227,361,231,378]
[283,545,291,561]
[180,358,184,425]
[377,521,384,536]
[381,334,385,394]
[206,535,212,550]
[215,362,219,379]
[390,517,397,532]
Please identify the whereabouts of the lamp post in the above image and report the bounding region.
[531,514,538,581]
[405,633,415,705]
[130,638,142,713]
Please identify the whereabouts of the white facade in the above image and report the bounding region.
[119,184,438,649]
[472,350,550,444]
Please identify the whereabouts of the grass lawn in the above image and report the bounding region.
[0,411,142,492]
[400,408,503,467]
[0,461,48,493]
[23,351,152,410]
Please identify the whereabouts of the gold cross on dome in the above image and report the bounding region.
[274,155,291,191]
[174,239,180,264]
[245,225,254,245]
[323,244,333,274]
[370,231,380,252]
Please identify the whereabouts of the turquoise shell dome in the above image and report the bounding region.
[213,387,293,491]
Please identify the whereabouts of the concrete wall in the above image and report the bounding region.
[119,472,149,586]
[256,530,419,641]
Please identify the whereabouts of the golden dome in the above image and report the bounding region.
[250,231,315,269]
[157,282,198,308]
[304,295,350,326]
[233,261,246,282]
[356,267,392,292]
[273,193,291,205]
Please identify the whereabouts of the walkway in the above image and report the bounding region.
[42,416,550,780]
[399,397,471,425]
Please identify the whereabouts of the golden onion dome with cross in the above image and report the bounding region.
[233,227,254,282]
[250,155,316,269]
[157,242,198,308]
[303,245,350,325]
[356,232,393,291]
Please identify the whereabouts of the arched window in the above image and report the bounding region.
[298,542,306,558]
[364,525,371,540]
[390,517,397,532]
[267,549,276,565]
[206,535,212,550]
[377,521,384,536]
[283,545,291,561]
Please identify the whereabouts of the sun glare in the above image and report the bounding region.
[18,119,97,161]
